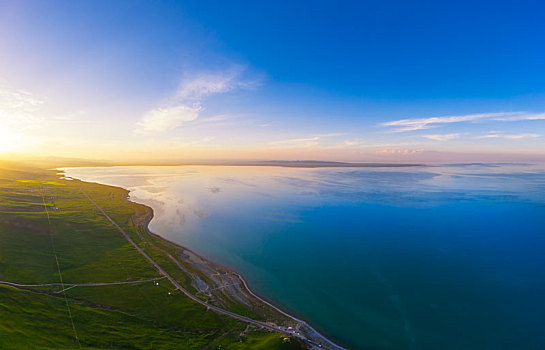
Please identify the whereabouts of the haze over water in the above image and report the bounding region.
[65,164,545,349]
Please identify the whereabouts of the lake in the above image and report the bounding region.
[64,164,545,349]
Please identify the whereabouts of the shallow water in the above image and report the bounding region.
[64,164,545,349]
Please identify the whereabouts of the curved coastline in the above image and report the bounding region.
[231,271,347,350]
[133,190,347,350]
[63,169,346,350]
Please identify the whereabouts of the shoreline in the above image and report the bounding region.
[231,270,347,350]
[63,169,346,350]
[132,191,347,350]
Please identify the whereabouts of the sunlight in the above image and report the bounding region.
[0,122,22,152]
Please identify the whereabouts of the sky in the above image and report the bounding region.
[1,0,544,163]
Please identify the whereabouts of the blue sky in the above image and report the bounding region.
[0,0,544,162]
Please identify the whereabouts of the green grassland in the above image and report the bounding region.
[0,161,304,349]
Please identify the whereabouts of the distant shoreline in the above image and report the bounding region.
[106,161,425,168]
[44,158,424,168]
[112,160,425,168]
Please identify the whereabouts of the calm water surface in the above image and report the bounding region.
[64,164,545,350]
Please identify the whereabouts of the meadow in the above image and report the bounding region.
[0,161,304,349]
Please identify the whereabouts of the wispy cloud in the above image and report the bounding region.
[493,113,545,122]
[327,140,417,149]
[382,111,545,132]
[0,88,45,112]
[135,104,202,134]
[269,136,320,145]
[422,133,460,141]
[0,86,46,129]
[382,112,517,132]
[0,84,85,131]
[477,133,541,140]
[135,66,258,134]
[268,133,343,146]
[176,65,258,100]
[375,149,423,155]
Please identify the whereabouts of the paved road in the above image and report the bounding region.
[79,188,345,350]
[0,277,165,289]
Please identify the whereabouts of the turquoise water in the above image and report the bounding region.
[64,164,545,349]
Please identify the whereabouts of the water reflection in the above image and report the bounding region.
[64,164,545,350]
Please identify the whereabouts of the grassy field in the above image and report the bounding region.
[0,161,305,349]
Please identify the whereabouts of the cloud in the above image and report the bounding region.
[382,112,517,132]
[135,66,258,134]
[375,149,423,155]
[422,133,460,141]
[477,133,541,140]
[268,133,343,146]
[0,88,45,112]
[493,113,545,122]
[176,66,258,100]
[382,111,545,133]
[0,84,84,132]
[0,86,46,129]
[134,104,202,134]
[316,132,345,137]
[269,136,320,145]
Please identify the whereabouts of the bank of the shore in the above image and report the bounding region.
[64,169,346,350]
[138,206,346,350]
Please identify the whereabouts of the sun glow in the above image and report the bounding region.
[0,123,23,152]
